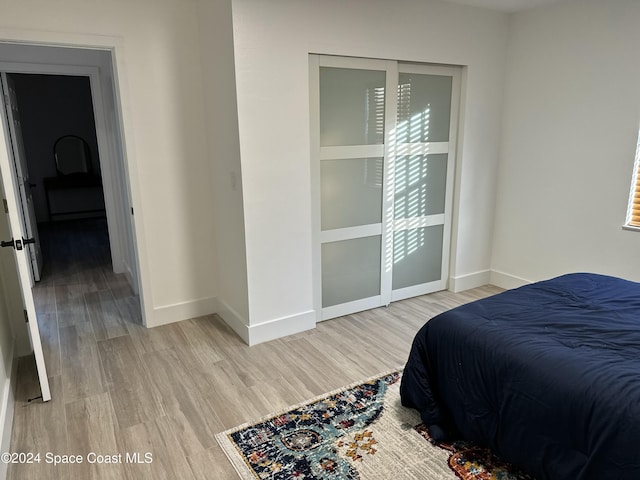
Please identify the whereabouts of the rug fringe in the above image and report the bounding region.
[216,431,260,480]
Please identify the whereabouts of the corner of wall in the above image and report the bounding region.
[215,297,250,344]
[449,269,534,292]
[489,270,532,290]
[149,296,218,328]
[246,310,316,346]
[449,270,491,292]
[121,261,139,296]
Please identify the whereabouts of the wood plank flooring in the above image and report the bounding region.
[7,218,503,479]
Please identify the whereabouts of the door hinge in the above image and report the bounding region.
[131,207,134,215]
[2,199,7,214]
[23,309,28,323]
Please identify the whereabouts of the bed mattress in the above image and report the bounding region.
[400,273,640,479]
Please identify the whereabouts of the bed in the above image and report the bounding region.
[400,273,640,480]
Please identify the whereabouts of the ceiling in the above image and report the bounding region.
[442,0,562,13]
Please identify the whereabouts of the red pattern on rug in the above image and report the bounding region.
[414,424,534,480]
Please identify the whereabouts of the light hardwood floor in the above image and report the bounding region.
[7,218,502,480]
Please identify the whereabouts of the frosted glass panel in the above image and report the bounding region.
[322,236,381,307]
[392,225,443,290]
[321,157,383,230]
[394,154,447,219]
[396,73,452,143]
[320,67,386,146]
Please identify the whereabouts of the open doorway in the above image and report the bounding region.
[8,73,112,285]
[0,41,140,295]
[6,71,138,324]
[0,42,144,402]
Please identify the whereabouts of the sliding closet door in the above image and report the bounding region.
[390,64,459,301]
[311,56,459,321]
[311,56,396,320]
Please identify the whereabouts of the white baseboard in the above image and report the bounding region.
[215,299,316,346]
[149,296,218,328]
[148,297,316,346]
[489,270,533,290]
[449,270,491,292]
[109,257,138,296]
[0,345,16,480]
[450,270,534,292]
[122,262,139,296]
[247,310,316,346]
[216,298,250,345]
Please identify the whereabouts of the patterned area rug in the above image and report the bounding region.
[216,371,533,480]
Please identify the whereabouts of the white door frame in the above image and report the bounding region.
[0,61,129,282]
[0,34,148,328]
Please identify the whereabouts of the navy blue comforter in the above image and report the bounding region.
[400,273,640,480]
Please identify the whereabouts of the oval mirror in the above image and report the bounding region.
[54,135,92,176]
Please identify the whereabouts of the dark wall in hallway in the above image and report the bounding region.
[11,73,101,222]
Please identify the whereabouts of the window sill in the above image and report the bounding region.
[622,225,640,232]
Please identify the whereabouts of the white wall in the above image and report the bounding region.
[492,0,640,286]
[231,0,509,340]
[196,0,250,338]
[0,0,218,326]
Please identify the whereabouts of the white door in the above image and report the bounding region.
[1,73,43,282]
[0,76,51,402]
[390,64,460,302]
[311,56,395,321]
[311,56,460,321]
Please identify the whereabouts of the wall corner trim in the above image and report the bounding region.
[489,270,533,290]
[449,270,491,292]
[149,296,218,328]
[216,298,250,344]
[247,310,316,346]
[216,303,316,346]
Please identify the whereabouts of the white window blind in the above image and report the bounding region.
[627,132,640,228]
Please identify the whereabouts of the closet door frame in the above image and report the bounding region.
[310,55,397,321]
[310,55,460,322]
[390,63,461,302]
